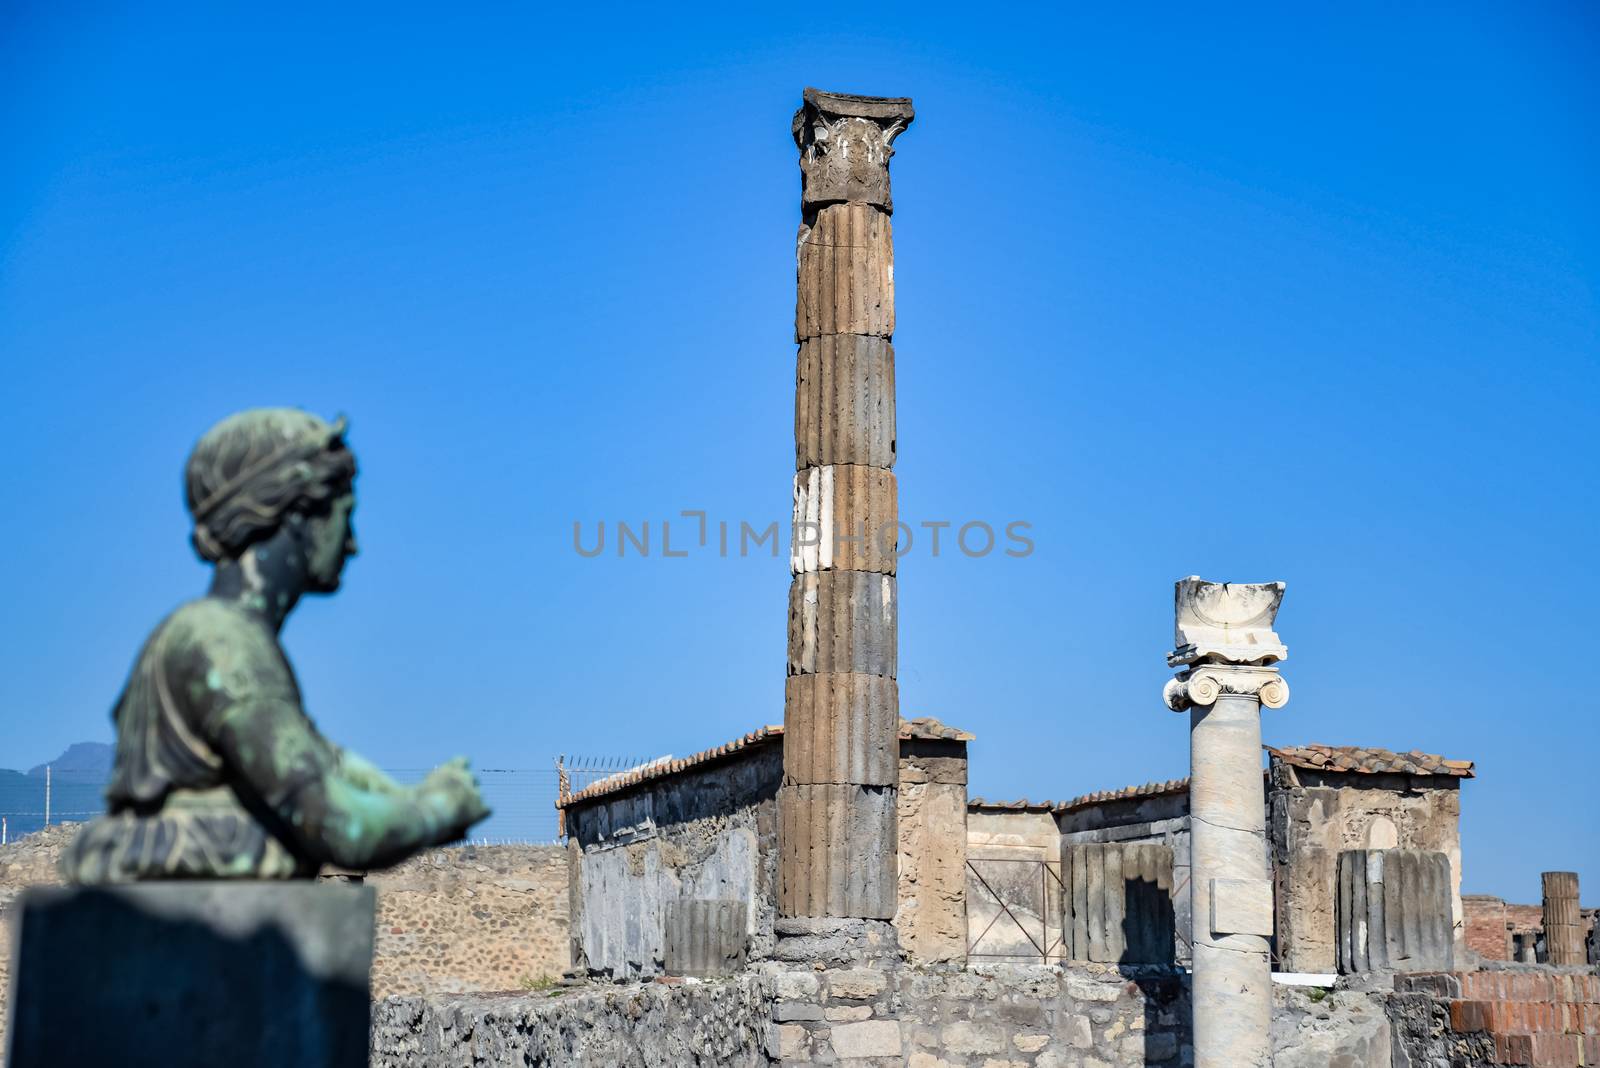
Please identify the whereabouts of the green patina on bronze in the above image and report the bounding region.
[62,408,490,883]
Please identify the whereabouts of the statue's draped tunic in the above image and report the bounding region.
[63,598,340,883]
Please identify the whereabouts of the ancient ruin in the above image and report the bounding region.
[4,87,1597,1068]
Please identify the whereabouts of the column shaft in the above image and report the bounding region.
[1541,871,1584,965]
[1189,694,1272,1068]
[780,89,913,923]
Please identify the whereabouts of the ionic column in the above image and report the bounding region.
[780,88,913,928]
[1163,577,1289,1068]
[1541,871,1583,965]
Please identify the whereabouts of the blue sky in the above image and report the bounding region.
[1,3,1594,899]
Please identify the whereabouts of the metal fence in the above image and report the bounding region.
[0,756,642,847]
[966,856,1066,964]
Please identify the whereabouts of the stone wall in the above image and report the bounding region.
[566,745,782,980]
[372,963,1407,1067]
[0,823,75,1056]
[373,977,777,1067]
[565,730,973,976]
[365,844,570,998]
[896,740,968,964]
[965,807,1063,964]
[1268,766,1463,973]
[771,962,1193,1067]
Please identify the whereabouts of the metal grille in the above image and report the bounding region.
[966,856,1066,964]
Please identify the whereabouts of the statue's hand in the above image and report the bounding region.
[415,756,491,842]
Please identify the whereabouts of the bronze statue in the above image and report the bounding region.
[62,409,489,883]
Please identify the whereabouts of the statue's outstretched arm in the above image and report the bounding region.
[206,695,486,870]
[334,748,408,796]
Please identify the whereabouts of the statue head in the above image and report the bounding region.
[186,408,359,592]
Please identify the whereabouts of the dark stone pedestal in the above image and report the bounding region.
[5,882,374,1068]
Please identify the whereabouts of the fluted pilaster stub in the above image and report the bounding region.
[793,88,914,214]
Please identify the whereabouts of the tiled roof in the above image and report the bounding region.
[557,716,973,811]
[1058,778,1191,813]
[973,742,1472,818]
[970,779,1191,815]
[1267,744,1474,779]
[967,798,1061,812]
[900,716,976,743]
[556,726,782,810]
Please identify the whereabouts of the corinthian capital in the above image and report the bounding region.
[793,87,915,213]
[1163,664,1290,713]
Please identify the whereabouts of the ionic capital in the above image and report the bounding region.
[793,87,914,213]
[1163,664,1290,713]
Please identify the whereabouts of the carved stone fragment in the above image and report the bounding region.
[792,87,914,212]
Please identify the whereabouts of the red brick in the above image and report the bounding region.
[1454,1000,1488,1032]
[1527,1032,1579,1067]
[1497,1032,1532,1064]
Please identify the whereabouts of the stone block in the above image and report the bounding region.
[827,966,888,999]
[784,673,899,786]
[792,464,898,575]
[1062,841,1176,964]
[778,784,897,919]
[796,203,894,341]
[5,882,372,1068]
[771,916,899,966]
[787,571,897,678]
[895,779,969,965]
[1210,878,1274,937]
[796,335,895,471]
[1336,849,1454,973]
[663,898,747,977]
[830,1018,902,1058]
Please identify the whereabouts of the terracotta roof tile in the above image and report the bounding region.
[1266,744,1474,779]
[970,779,1191,815]
[899,715,976,742]
[1057,778,1191,813]
[557,716,972,810]
[967,797,1061,812]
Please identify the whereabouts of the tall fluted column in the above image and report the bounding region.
[1163,577,1290,1068]
[780,88,913,926]
[1541,871,1583,965]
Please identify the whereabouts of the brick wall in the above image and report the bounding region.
[1396,970,1600,1067]
[1466,895,1513,961]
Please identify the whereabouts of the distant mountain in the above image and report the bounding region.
[25,741,113,778]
